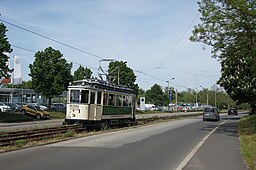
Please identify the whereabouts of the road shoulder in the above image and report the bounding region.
[183,117,247,170]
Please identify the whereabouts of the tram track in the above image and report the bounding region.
[0,113,200,148]
[0,125,87,147]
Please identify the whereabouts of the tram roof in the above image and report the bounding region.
[69,79,135,95]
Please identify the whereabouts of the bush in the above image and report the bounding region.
[15,139,28,148]
[64,129,75,138]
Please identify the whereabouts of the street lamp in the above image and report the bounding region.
[195,85,202,105]
[166,77,175,111]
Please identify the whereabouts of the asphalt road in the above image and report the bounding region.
[0,114,247,170]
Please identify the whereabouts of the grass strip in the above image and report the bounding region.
[239,115,256,169]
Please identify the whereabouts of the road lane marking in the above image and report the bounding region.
[176,120,228,170]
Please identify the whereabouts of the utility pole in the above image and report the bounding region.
[166,77,174,111]
[195,85,202,105]
[166,81,170,111]
[207,92,208,106]
[117,67,119,85]
[175,89,178,107]
[214,85,217,108]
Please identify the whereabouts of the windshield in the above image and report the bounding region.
[70,89,90,104]
[204,107,215,112]
[70,90,80,103]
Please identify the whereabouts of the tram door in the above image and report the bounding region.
[89,91,102,120]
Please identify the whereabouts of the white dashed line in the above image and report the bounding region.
[176,120,228,170]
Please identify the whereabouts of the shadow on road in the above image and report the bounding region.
[199,117,240,138]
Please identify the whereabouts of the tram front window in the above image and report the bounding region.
[70,90,80,103]
[81,90,89,103]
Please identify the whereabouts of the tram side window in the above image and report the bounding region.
[108,94,115,106]
[128,96,133,107]
[70,90,80,103]
[123,96,128,106]
[81,90,89,104]
[116,95,122,106]
[103,93,108,106]
[90,92,96,104]
[97,92,102,105]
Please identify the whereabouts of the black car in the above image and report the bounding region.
[51,103,66,112]
[228,108,238,115]
[4,102,21,112]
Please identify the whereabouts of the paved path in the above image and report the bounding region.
[183,116,247,170]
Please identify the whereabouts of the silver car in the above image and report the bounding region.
[203,107,220,121]
[0,102,11,112]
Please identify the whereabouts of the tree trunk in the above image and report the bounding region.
[250,102,256,115]
[48,97,52,111]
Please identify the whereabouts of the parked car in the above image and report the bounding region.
[27,103,48,111]
[203,107,220,121]
[51,103,66,112]
[228,108,238,115]
[0,102,11,112]
[16,102,28,106]
[20,103,50,119]
[5,102,21,112]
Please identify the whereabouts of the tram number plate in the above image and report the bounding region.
[70,104,79,110]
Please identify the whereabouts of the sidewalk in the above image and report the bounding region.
[184,117,248,170]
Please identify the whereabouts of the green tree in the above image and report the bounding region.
[73,65,92,81]
[190,0,256,113]
[146,84,166,106]
[29,47,72,109]
[108,61,139,95]
[0,23,12,79]
[179,88,196,103]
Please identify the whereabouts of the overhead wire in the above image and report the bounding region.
[2,15,213,91]
[11,44,99,71]
[159,12,199,67]
[0,18,103,59]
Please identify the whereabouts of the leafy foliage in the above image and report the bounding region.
[190,0,256,113]
[73,65,92,81]
[108,61,139,95]
[0,23,12,79]
[146,84,167,106]
[29,47,72,107]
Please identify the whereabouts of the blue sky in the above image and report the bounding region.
[1,0,220,91]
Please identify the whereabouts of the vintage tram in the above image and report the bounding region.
[64,78,136,127]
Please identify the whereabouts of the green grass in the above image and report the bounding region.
[239,115,256,170]
[15,139,28,148]
[0,112,34,123]
[64,129,75,138]
[0,111,65,123]
[49,111,66,119]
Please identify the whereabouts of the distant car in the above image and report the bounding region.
[5,102,21,112]
[0,102,11,112]
[228,108,238,115]
[27,103,48,111]
[51,103,66,112]
[203,107,220,121]
[20,103,50,119]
